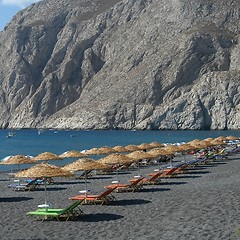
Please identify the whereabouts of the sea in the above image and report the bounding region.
[0,129,239,172]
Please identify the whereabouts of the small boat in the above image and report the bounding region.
[38,129,44,135]
[6,130,15,138]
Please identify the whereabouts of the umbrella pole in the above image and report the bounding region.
[44,181,48,205]
[137,161,140,176]
[116,167,119,182]
[183,153,186,163]
[17,164,20,186]
[85,171,87,197]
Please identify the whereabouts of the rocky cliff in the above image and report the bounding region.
[0,0,239,130]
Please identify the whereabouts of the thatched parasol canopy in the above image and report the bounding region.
[98,153,133,165]
[162,145,180,153]
[97,146,116,154]
[149,142,165,148]
[32,152,63,161]
[15,162,74,178]
[187,139,202,145]
[210,139,226,146]
[214,136,227,142]
[189,141,212,149]
[204,138,214,142]
[59,150,86,158]
[147,148,173,157]
[226,135,239,141]
[126,151,155,161]
[137,143,154,150]
[0,155,36,165]
[15,162,74,205]
[84,147,115,155]
[174,144,197,152]
[124,144,141,152]
[112,146,128,153]
[62,158,108,172]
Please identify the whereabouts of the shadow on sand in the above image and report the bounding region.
[173,175,202,179]
[56,181,85,185]
[0,196,33,202]
[112,198,151,206]
[186,170,210,175]
[160,181,187,186]
[80,213,124,222]
[37,187,67,192]
[140,187,171,193]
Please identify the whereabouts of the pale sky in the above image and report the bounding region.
[0,0,41,31]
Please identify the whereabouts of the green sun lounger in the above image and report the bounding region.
[27,200,84,221]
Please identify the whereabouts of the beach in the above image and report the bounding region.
[0,153,240,240]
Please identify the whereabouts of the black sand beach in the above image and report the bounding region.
[1,154,240,240]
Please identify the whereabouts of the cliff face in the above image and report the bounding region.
[0,0,239,130]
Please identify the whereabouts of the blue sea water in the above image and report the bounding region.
[0,129,239,172]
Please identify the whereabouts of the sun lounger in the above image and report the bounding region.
[8,178,41,191]
[105,177,144,192]
[149,166,179,178]
[26,200,84,221]
[141,171,165,185]
[141,166,180,185]
[69,186,117,205]
[189,157,208,166]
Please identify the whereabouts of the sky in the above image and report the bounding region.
[0,0,41,31]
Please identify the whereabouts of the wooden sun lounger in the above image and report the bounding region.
[105,177,144,193]
[27,200,84,221]
[8,178,42,191]
[141,165,180,185]
[69,186,117,205]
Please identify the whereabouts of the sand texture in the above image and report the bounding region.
[0,154,240,240]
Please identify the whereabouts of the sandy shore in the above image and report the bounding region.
[0,153,240,240]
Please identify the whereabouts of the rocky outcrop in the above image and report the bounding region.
[0,0,239,130]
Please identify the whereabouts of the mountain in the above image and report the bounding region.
[0,0,239,130]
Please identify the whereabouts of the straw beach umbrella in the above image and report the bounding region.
[176,144,196,152]
[98,153,133,165]
[189,141,211,150]
[124,144,141,152]
[0,155,37,180]
[126,150,155,161]
[59,150,86,158]
[63,158,108,172]
[63,158,108,193]
[187,139,202,145]
[149,142,165,148]
[226,136,239,141]
[33,152,63,161]
[32,152,63,161]
[83,148,104,155]
[15,162,74,205]
[0,155,36,165]
[84,146,115,155]
[214,136,227,142]
[112,146,128,153]
[211,140,226,147]
[147,148,164,158]
[126,150,156,175]
[97,146,116,154]
[147,148,173,158]
[137,143,154,150]
[0,155,36,172]
[98,153,133,182]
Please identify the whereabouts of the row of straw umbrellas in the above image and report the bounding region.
[1,135,239,171]
[1,135,238,206]
[0,135,238,180]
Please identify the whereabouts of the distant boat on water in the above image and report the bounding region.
[38,129,44,135]
[6,130,16,138]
